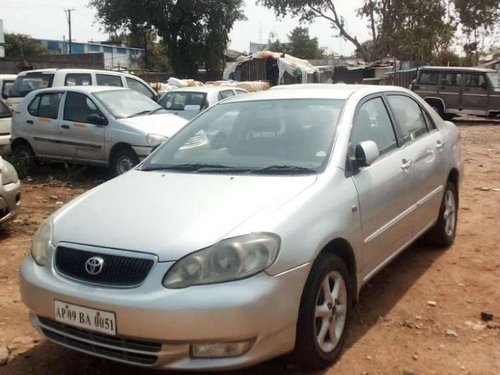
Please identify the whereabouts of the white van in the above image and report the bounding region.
[6,69,158,110]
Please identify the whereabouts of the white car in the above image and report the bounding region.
[0,100,12,155]
[11,86,188,175]
[6,69,158,110]
[0,156,21,225]
[159,86,248,120]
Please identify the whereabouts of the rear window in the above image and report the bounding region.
[418,72,438,85]
[159,92,207,111]
[28,92,63,119]
[2,81,13,98]
[9,73,55,98]
[96,74,123,87]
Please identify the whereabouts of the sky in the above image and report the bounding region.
[1,0,370,56]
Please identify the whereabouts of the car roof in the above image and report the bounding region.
[166,86,245,94]
[29,86,130,95]
[16,68,141,77]
[418,66,496,73]
[222,84,410,102]
[0,74,17,79]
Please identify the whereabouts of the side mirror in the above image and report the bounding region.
[355,141,379,168]
[87,113,108,126]
[2,93,8,100]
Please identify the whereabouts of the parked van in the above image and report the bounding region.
[6,69,158,110]
[0,74,16,101]
[412,66,500,119]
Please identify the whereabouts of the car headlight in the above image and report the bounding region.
[1,160,19,185]
[31,220,52,266]
[146,134,168,147]
[163,233,280,288]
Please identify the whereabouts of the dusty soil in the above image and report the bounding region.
[0,123,499,375]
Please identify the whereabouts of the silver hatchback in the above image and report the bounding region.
[20,84,463,370]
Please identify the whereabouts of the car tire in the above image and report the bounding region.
[12,143,36,177]
[425,181,458,248]
[111,147,139,176]
[293,253,352,370]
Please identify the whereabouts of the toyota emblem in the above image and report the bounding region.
[85,256,104,275]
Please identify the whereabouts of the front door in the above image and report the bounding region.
[60,92,106,161]
[349,96,416,279]
[462,73,489,112]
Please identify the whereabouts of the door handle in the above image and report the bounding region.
[401,159,413,170]
[26,120,33,125]
[436,140,445,150]
[61,124,70,130]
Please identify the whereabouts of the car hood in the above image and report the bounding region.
[118,113,188,138]
[52,171,317,261]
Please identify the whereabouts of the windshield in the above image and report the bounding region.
[93,89,165,119]
[487,72,500,89]
[9,73,55,98]
[141,99,344,175]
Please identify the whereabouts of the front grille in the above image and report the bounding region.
[55,246,155,287]
[39,317,160,365]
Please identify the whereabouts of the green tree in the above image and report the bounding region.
[90,0,245,77]
[454,0,500,65]
[4,33,48,58]
[287,27,325,59]
[258,0,454,63]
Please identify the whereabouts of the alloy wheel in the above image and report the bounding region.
[443,189,456,237]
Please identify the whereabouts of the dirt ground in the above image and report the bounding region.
[0,122,498,375]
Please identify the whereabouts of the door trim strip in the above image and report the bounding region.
[33,137,102,150]
[364,204,417,244]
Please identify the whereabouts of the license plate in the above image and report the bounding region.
[54,300,116,336]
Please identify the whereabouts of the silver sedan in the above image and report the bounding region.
[20,84,463,370]
[0,156,21,225]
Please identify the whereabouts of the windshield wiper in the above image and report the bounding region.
[148,107,166,115]
[251,165,316,174]
[140,163,251,172]
[127,110,153,118]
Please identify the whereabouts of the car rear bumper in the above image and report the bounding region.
[0,180,21,224]
[20,254,310,370]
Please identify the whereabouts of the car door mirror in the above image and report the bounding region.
[2,93,8,100]
[87,113,108,126]
[355,141,379,168]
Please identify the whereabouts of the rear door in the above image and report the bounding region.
[349,95,416,278]
[60,92,107,161]
[386,94,446,235]
[462,73,489,111]
[437,72,462,110]
[26,92,63,156]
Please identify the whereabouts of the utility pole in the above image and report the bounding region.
[64,8,75,54]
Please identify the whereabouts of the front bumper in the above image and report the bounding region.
[131,145,154,161]
[0,180,21,224]
[0,135,11,155]
[20,252,310,370]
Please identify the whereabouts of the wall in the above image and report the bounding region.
[0,53,105,74]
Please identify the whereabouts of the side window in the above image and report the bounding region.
[126,77,155,100]
[0,100,11,118]
[440,73,461,86]
[37,93,63,119]
[464,74,487,89]
[219,90,236,101]
[235,89,247,95]
[421,109,437,131]
[418,72,438,85]
[28,95,41,116]
[351,97,398,157]
[96,74,123,87]
[65,74,92,86]
[63,92,101,123]
[388,95,428,143]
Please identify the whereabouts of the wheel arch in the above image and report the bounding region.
[424,97,446,111]
[317,238,358,304]
[108,142,136,163]
[11,137,34,153]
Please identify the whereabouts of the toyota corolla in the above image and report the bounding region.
[20,84,463,371]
